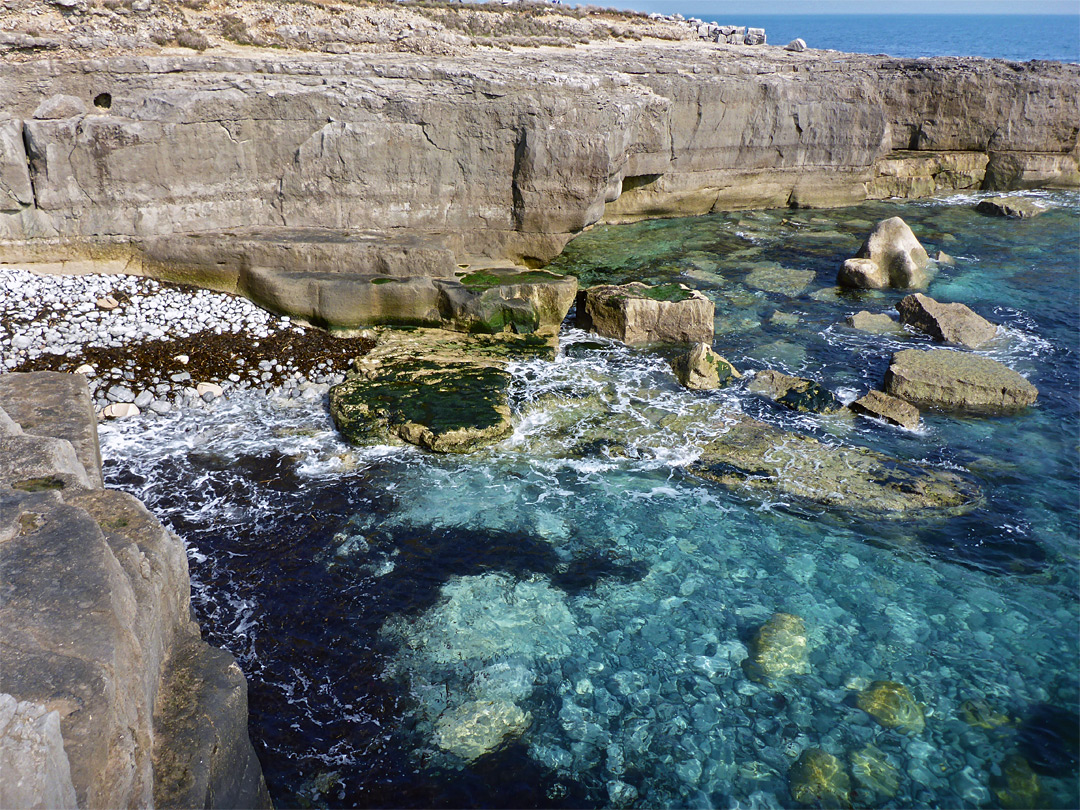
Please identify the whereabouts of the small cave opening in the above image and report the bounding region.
[93,93,112,110]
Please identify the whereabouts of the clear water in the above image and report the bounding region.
[99,192,1079,808]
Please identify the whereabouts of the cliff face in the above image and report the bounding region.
[0,42,1077,323]
[0,372,270,810]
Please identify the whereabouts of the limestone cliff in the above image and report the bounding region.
[0,372,270,810]
[0,37,1077,328]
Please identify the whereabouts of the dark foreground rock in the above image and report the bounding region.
[837,217,930,290]
[976,196,1048,219]
[896,293,998,348]
[850,390,921,430]
[575,283,714,346]
[687,413,978,515]
[670,343,741,390]
[884,349,1038,414]
[0,372,270,810]
[747,369,841,413]
[330,329,555,453]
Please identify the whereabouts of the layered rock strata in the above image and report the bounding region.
[0,371,270,810]
[1,43,1076,327]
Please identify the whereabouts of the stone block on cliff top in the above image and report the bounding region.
[575,283,714,346]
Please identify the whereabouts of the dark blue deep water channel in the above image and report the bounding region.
[101,191,1079,809]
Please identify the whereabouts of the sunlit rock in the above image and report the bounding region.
[850,390,920,430]
[671,343,741,390]
[884,349,1038,414]
[856,680,926,734]
[838,217,929,289]
[896,293,998,348]
[575,283,714,346]
[744,613,809,682]
[788,748,851,807]
[433,699,531,762]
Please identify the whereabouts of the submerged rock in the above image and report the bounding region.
[329,329,555,453]
[575,283,714,346]
[850,390,920,430]
[744,263,815,297]
[959,698,1013,730]
[788,748,851,808]
[849,744,900,799]
[837,216,929,290]
[846,310,902,334]
[976,196,1047,219]
[991,754,1044,809]
[896,293,998,348]
[688,413,978,515]
[747,369,841,413]
[433,699,531,762]
[670,343,741,390]
[744,613,809,682]
[884,349,1038,414]
[855,680,926,734]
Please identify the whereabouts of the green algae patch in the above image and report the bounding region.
[330,360,512,453]
[636,282,693,302]
[459,268,568,291]
[329,328,559,454]
[12,476,66,492]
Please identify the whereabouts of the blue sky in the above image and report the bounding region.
[611,1,1078,13]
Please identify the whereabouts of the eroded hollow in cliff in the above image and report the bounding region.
[93,92,112,109]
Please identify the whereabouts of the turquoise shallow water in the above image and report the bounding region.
[100,191,1079,808]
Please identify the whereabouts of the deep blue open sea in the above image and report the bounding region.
[661,12,1080,62]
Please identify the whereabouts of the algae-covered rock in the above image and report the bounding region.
[884,349,1038,414]
[747,369,841,413]
[976,196,1047,219]
[670,343,741,390]
[896,293,998,348]
[846,310,903,334]
[688,413,978,515]
[856,680,926,734]
[991,754,1044,809]
[744,612,809,682]
[744,263,815,297]
[788,748,852,808]
[433,699,532,762]
[449,267,578,334]
[850,390,920,430]
[329,329,555,453]
[959,698,1013,730]
[837,217,929,290]
[849,744,900,799]
[575,282,714,346]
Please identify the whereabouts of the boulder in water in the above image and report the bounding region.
[896,293,998,348]
[433,699,531,762]
[575,283,714,346]
[856,680,925,734]
[837,217,929,290]
[846,310,903,334]
[976,196,1047,219]
[884,349,1038,414]
[747,369,841,413]
[850,390,920,430]
[788,748,851,807]
[991,754,1044,809]
[744,612,809,682]
[849,744,900,800]
[671,343,741,390]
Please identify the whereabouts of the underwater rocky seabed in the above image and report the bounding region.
[93,192,1079,809]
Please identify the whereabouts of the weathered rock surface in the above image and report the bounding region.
[850,390,921,430]
[688,412,978,515]
[837,217,930,289]
[330,329,555,453]
[0,694,77,810]
[846,310,903,334]
[976,196,1048,219]
[747,369,841,413]
[896,292,998,348]
[856,680,926,735]
[575,283,714,346]
[884,349,1038,414]
[1,43,1076,320]
[670,343,741,390]
[0,373,270,810]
